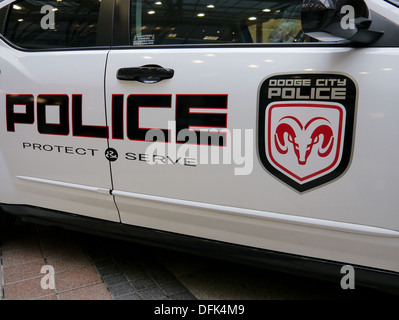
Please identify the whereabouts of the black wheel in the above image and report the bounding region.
[0,208,16,240]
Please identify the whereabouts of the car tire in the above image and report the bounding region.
[0,208,15,240]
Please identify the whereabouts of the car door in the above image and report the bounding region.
[0,0,119,221]
[105,0,399,269]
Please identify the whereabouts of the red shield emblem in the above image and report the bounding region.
[266,102,345,185]
[258,74,357,192]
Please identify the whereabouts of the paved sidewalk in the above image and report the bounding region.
[2,220,398,300]
[0,220,196,300]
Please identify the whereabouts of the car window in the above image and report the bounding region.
[129,0,313,46]
[3,0,101,49]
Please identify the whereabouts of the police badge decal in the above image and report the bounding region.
[258,73,357,193]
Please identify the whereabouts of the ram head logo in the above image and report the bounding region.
[274,116,334,165]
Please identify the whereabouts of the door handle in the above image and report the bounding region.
[117,64,174,83]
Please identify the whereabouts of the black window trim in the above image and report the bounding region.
[386,0,399,8]
[0,4,9,34]
[113,0,130,46]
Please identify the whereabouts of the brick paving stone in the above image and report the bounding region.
[46,254,92,274]
[4,277,56,300]
[1,235,41,254]
[58,283,113,300]
[35,294,58,300]
[107,282,136,298]
[3,259,46,284]
[137,286,166,300]
[55,265,103,293]
[1,245,44,268]
[169,291,197,300]
[114,291,142,300]
[102,273,128,287]
[160,280,192,296]
[130,276,158,291]
[146,265,179,285]
[94,259,121,277]
[122,265,148,282]
[92,258,115,270]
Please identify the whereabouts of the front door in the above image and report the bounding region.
[105,0,399,252]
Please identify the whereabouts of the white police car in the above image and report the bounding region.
[1,0,399,294]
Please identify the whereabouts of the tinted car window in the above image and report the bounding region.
[4,0,101,49]
[130,0,310,46]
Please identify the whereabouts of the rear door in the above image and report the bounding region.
[105,0,399,265]
[0,0,119,221]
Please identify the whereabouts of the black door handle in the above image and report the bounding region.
[117,64,174,83]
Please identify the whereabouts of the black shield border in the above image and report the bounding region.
[258,73,357,193]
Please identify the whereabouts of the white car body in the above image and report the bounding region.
[0,0,398,293]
